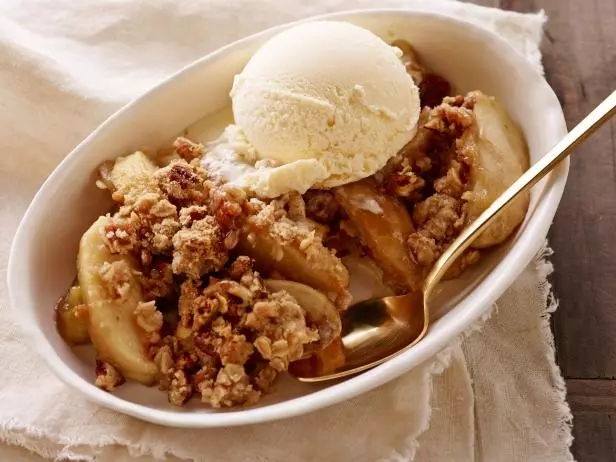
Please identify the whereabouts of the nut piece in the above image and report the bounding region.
[171,216,228,278]
[95,360,125,391]
[169,370,192,406]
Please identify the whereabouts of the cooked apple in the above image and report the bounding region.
[334,179,425,292]
[264,279,341,353]
[55,285,90,346]
[464,91,530,248]
[237,218,350,309]
[78,216,158,385]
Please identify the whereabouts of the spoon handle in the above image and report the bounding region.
[423,89,616,294]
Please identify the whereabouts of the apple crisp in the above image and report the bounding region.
[55,39,529,407]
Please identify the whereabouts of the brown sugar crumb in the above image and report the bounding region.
[246,291,319,371]
[285,192,306,221]
[154,345,174,376]
[218,334,255,366]
[179,205,209,227]
[385,158,426,200]
[178,279,217,331]
[174,137,204,162]
[407,233,439,267]
[171,216,228,279]
[149,218,181,254]
[413,194,465,239]
[140,259,174,300]
[253,365,278,392]
[433,159,467,198]
[95,360,125,391]
[98,260,135,300]
[134,300,163,345]
[408,194,467,267]
[103,218,139,254]
[228,255,253,280]
[133,193,177,220]
[378,94,481,276]
[424,96,475,138]
[156,160,209,204]
[199,364,260,408]
[169,370,192,406]
[208,184,247,231]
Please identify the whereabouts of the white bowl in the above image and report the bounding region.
[8,9,568,427]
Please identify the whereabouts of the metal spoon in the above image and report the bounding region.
[295,89,616,382]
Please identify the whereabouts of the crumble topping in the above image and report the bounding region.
[156,160,210,204]
[156,257,318,408]
[140,258,174,300]
[171,216,228,279]
[134,300,164,344]
[95,360,125,391]
[98,260,135,301]
[174,136,205,162]
[383,94,481,274]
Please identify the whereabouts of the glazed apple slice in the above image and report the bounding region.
[464,92,531,248]
[78,216,158,385]
[55,285,90,346]
[264,279,341,353]
[237,217,350,309]
[334,179,424,293]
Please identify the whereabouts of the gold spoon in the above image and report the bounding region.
[296,89,616,382]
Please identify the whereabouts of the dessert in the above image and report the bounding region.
[54,21,529,408]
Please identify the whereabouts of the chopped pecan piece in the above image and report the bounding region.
[95,360,125,391]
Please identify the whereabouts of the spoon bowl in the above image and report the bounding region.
[334,292,426,377]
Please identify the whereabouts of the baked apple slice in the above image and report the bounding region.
[237,216,350,309]
[464,91,530,248]
[55,285,90,346]
[78,216,158,385]
[334,179,424,292]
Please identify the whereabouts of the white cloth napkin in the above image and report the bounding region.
[0,0,574,460]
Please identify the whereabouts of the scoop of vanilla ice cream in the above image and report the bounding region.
[230,21,421,188]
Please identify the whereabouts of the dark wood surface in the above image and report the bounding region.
[467,0,616,460]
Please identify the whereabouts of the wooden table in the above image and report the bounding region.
[470,0,616,460]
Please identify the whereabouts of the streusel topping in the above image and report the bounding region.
[93,145,323,406]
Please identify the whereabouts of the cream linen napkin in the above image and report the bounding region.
[0,0,574,460]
